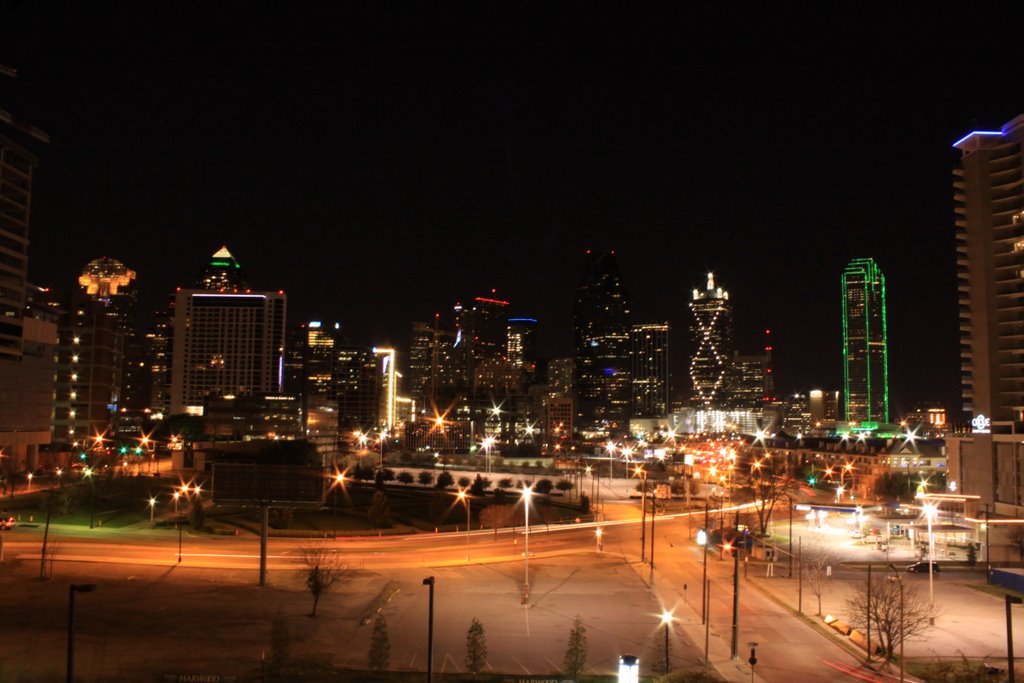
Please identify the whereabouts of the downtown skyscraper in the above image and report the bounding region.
[573,250,630,435]
[840,257,888,424]
[630,322,669,417]
[947,115,1024,508]
[690,272,734,408]
[170,247,286,415]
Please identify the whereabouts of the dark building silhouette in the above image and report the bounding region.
[573,250,631,436]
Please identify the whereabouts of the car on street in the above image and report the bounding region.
[0,515,16,530]
[906,560,940,573]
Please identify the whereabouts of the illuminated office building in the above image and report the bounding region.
[169,247,286,415]
[840,257,889,423]
[630,322,669,417]
[573,251,631,435]
[507,317,538,384]
[690,272,734,408]
[947,115,1024,509]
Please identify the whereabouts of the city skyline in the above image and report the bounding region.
[6,7,1024,418]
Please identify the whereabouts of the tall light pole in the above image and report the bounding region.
[663,610,671,675]
[85,468,96,529]
[26,472,32,493]
[482,437,495,474]
[700,502,709,624]
[423,576,435,683]
[729,511,740,660]
[923,502,937,614]
[636,467,648,562]
[1006,594,1023,683]
[522,486,532,604]
[457,490,471,561]
[148,497,157,523]
[67,583,96,683]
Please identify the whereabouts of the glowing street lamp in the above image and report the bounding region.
[482,436,495,474]
[148,496,157,523]
[457,490,471,561]
[595,527,603,553]
[173,490,181,515]
[660,611,673,674]
[26,472,32,494]
[522,486,533,603]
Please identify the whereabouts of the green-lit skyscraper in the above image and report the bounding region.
[841,257,888,424]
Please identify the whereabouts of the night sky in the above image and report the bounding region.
[3,5,1024,420]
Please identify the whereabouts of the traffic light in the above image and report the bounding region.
[119,446,128,455]
[78,452,87,460]
[807,476,817,486]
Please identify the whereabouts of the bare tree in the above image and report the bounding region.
[742,455,796,537]
[804,542,835,615]
[300,543,350,616]
[845,577,939,660]
[479,504,513,538]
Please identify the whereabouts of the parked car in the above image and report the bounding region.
[906,560,941,573]
[0,515,16,530]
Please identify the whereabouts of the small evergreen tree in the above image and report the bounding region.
[534,478,554,495]
[397,471,414,486]
[563,615,588,680]
[368,489,392,528]
[458,476,472,488]
[368,613,391,675]
[436,471,454,490]
[465,617,487,674]
[470,474,490,496]
[418,470,434,487]
[967,542,978,567]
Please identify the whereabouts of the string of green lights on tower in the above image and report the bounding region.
[840,257,889,425]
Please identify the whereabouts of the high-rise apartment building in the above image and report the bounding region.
[573,251,631,435]
[690,272,734,408]
[507,317,538,383]
[630,322,669,417]
[0,132,55,469]
[53,258,138,442]
[840,257,889,423]
[169,248,286,415]
[947,115,1024,510]
[144,308,173,416]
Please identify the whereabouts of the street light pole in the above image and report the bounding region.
[423,576,435,683]
[1007,594,1022,683]
[701,502,709,624]
[522,486,533,604]
[458,491,471,562]
[660,611,672,675]
[638,468,647,562]
[67,583,96,683]
[730,510,740,660]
